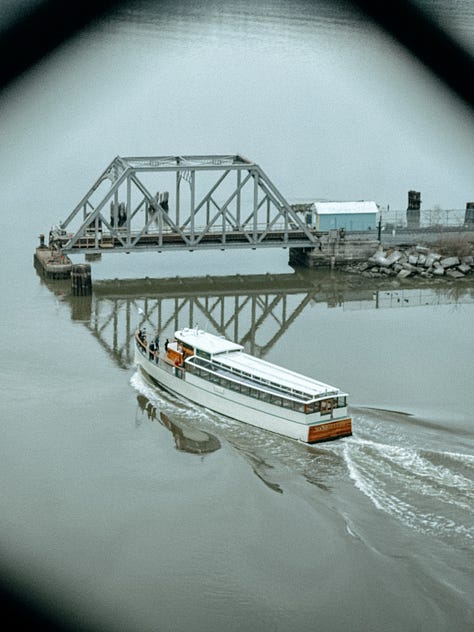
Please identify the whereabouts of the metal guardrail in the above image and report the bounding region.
[381,209,470,230]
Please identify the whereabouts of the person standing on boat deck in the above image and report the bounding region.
[164,339,169,352]
[148,341,155,360]
[154,333,160,350]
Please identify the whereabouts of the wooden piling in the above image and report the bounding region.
[71,264,92,296]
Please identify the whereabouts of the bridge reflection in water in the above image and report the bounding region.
[39,269,474,371]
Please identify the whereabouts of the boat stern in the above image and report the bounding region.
[307,417,352,443]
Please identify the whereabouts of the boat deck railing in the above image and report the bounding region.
[187,355,346,415]
[135,334,184,379]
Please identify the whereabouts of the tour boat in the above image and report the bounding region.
[134,327,352,444]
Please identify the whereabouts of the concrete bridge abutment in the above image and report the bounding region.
[289,235,379,269]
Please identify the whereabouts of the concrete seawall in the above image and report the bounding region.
[289,238,379,268]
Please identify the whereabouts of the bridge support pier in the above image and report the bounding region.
[289,235,379,269]
[34,242,72,279]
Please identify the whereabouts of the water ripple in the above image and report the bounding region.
[342,436,474,542]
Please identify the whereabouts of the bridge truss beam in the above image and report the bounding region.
[53,155,318,254]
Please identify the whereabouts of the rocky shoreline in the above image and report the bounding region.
[343,243,474,280]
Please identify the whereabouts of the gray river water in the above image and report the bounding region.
[1,2,473,631]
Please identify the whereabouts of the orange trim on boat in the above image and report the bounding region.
[167,348,183,365]
[308,418,352,443]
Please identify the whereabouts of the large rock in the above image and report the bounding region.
[458,263,472,274]
[408,254,419,265]
[433,266,445,276]
[440,256,460,268]
[369,250,388,266]
[370,249,404,268]
[384,250,403,266]
[424,253,441,267]
[417,254,426,265]
[446,269,464,279]
[397,269,411,278]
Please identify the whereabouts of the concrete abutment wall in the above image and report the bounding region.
[289,237,379,269]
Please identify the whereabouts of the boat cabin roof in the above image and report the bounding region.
[175,328,243,355]
[175,329,344,401]
[214,352,341,400]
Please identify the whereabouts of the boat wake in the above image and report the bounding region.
[130,369,345,489]
[327,410,474,544]
[342,438,474,540]
[130,371,238,427]
[130,371,474,543]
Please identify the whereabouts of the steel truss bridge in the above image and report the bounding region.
[53,155,318,254]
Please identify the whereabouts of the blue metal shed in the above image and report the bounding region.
[311,201,379,231]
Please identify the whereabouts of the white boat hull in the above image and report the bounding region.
[135,347,351,443]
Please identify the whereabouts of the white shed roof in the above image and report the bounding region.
[311,201,379,215]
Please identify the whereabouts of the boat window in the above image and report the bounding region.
[228,360,316,400]
[337,396,346,408]
[196,349,211,360]
[188,356,321,408]
[305,401,320,414]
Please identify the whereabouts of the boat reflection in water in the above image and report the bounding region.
[136,394,221,455]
